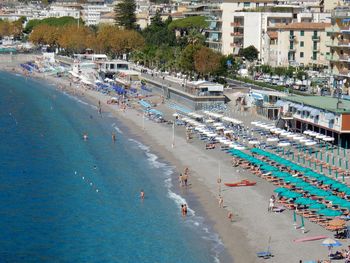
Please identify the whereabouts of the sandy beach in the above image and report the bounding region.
[1,54,347,262]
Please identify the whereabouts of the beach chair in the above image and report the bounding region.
[257,237,273,259]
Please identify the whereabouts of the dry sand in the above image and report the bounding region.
[0,56,346,263]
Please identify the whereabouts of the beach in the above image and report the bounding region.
[0,54,346,262]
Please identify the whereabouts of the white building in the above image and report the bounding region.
[81,4,112,26]
[48,5,80,19]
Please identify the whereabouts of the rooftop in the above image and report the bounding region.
[283,95,350,114]
[277,22,331,30]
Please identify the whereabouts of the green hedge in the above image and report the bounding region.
[234,76,309,96]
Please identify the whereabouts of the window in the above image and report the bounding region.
[300,41,304,47]
[313,41,317,50]
[313,52,317,60]
[313,30,317,36]
[243,2,250,7]
[300,52,304,58]
[300,30,304,36]
[290,30,294,35]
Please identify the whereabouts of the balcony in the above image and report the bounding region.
[312,35,320,41]
[326,40,350,48]
[231,32,243,37]
[341,26,350,32]
[289,35,295,41]
[289,46,296,52]
[230,22,243,27]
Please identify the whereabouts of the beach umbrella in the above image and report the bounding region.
[267,137,279,142]
[280,191,302,199]
[325,195,342,202]
[294,181,311,189]
[322,238,342,247]
[317,209,342,217]
[294,197,317,205]
[274,187,288,193]
[328,218,345,227]
[309,203,327,210]
[278,142,291,147]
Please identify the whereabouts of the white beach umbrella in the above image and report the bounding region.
[322,238,338,246]
[172,113,179,117]
[251,121,260,126]
[213,122,223,127]
[305,141,317,146]
[316,134,327,139]
[274,129,283,134]
[278,142,291,147]
[309,132,319,137]
[280,132,291,137]
[216,126,225,130]
[248,140,260,145]
[224,130,233,134]
[205,119,214,123]
[323,137,335,142]
[267,137,279,142]
[270,128,278,133]
[234,146,246,150]
[287,133,295,138]
[293,135,304,141]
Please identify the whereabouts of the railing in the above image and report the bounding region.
[230,22,243,27]
[289,35,295,41]
[338,41,350,46]
[312,35,320,41]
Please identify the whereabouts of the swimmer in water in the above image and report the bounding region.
[83,133,88,141]
[93,165,97,170]
[112,133,116,143]
[140,190,145,200]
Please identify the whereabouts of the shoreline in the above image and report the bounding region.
[0,65,241,262]
[0,56,341,262]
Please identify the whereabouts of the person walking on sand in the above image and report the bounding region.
[219,195,224,208]
[140,190,145,200]
[228,211,233,222]
[182,173,188,187]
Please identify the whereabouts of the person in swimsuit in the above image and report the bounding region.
[112,133,116,143]
[140,190,145,200]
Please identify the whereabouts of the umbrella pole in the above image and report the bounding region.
[293,210,297,229]
[300,215,305,234]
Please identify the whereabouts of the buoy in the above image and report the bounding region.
[82,176,85,180]
[74,171,77,175]
[96,189,99,192]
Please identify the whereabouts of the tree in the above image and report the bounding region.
[194,46,222,76]
[58,25,92,54]
[168,16,208,33]
[178,44,201,73]
[239,45,259,61]
[24,16,80,34]
[114,0,136,30]
[296,70,308,80]
[274,67,287,76]
[29,24,61,47]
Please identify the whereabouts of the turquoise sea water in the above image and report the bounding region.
[0,72,226,262]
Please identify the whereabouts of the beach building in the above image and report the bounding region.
[246,89,287,120]
[326,6,350,95]
[276,22,330,67]
[278,95,350,146]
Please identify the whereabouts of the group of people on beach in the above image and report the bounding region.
[179,167,190,187]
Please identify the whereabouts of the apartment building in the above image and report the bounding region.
[221,10,293,59]
[326,7,350,95]
[81,4,112,25]
[276,22,330,67]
